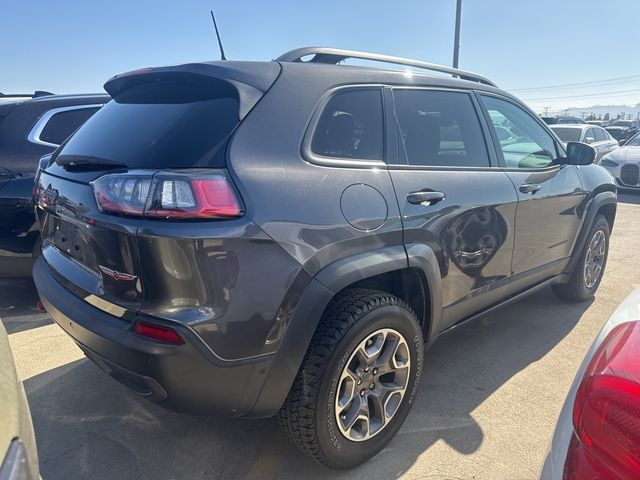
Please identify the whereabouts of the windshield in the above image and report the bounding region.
[626,132,640,146]
[613,120,632,127]
[551,127,582,142]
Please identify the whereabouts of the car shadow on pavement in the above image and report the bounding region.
[25,287,590,480]
[618,191,640,206]
[0,279,51,334]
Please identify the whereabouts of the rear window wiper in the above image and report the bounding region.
[56,156,128,170]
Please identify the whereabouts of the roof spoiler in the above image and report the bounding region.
[104,62,280,120]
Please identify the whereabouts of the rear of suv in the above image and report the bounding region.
[33,48,617,469]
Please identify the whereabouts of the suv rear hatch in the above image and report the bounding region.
[35,62,280,318]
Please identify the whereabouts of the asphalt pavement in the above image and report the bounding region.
[2,191,640,480]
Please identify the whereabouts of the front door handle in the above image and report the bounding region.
[407,190,446,206]
[519,183,542,194]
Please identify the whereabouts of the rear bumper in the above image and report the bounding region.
[33,256,274,416]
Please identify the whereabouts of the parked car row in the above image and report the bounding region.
[546,122,640,192]
[549,124,618,161]
[605,119,640,144]
[542,116,640,144]
[541,115,585,125]
[0,92,108,277]
[585,120,609,127]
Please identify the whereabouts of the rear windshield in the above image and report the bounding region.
[551,127,582,142]
[56,78,240,169]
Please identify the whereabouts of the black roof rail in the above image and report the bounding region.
[276,47,497,87]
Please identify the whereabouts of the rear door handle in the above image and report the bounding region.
[519,183,542,194]
[407,191,446,206]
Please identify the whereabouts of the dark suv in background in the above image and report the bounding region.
[33,48,616,468]
[606,119,640,144]
[0,91,108,277]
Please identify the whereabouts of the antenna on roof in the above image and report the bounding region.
[210,10,227,61]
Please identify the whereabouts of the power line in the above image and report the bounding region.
[522,88,640,102]
[509,74,640,92]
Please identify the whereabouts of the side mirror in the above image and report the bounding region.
[619,140,626,146]
[585,137,595,144]
[565,141,596,165]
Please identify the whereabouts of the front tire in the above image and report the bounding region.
[278,289,424,469]
[552,215,610,302]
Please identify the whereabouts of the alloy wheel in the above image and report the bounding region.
[584,229,606,289]
[335,328,411,442]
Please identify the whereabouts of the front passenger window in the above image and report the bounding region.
[480,95,559,169]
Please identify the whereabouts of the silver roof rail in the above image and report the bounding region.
[276,47,497,87]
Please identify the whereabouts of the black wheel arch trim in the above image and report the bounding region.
[564,190,616,274]
[247,243,442,417]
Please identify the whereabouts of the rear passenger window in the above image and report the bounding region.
[311,89,383,161]
[584,128,595,142]
[39,107,100,145]
[594,128,606,142]
[392,90,489,167]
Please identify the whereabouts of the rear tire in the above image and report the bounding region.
[552,215,610,302]
[278,288,424,469]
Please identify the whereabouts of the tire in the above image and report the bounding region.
[552,215,610,302]
[278,288,424,469]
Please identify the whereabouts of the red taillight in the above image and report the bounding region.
[133,321,184,345]
[564,320,640,480]
[91,170,242,220]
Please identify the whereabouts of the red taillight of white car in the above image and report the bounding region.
[564,320,640,480]
[91,170,242,220]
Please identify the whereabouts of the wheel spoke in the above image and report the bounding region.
[366,390,386,436]
[390,337,410,370]
[361,330,387,361]
[337,368,358,409]
[374,336,399,374]
[383,391,404,420]
[339,394,365,431]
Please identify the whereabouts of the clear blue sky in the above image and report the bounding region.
[3,0,639,112]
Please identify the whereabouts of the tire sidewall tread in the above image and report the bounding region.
[278,288,423,469]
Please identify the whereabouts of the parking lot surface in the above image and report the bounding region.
[2,192,639,480]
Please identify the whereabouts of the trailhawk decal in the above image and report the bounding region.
[98,265,138,281]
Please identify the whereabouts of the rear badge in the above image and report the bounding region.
[99,265,137,281]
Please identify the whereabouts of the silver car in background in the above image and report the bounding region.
[541,289,640,479]
[599,131,640,190]
[550,124,619,162]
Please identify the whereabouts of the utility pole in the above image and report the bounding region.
[452,0,462,68]
[543,106,550,116]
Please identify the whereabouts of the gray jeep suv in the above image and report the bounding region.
[33,47,616,468]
